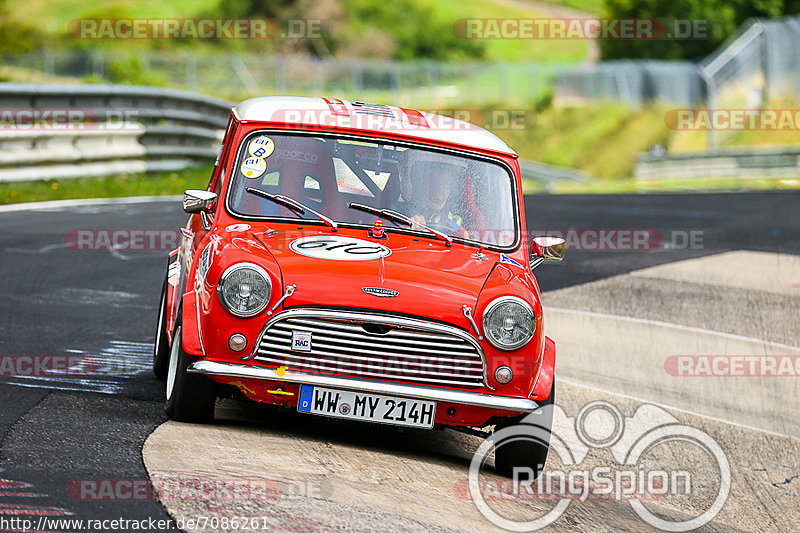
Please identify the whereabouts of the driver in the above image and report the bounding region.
[406,161,468,237]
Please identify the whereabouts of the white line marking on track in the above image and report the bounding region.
[4,243,68,254]
[0,195,181,213]
[1,340,153,395]
[548,307,800,352]
[559,376,800,442]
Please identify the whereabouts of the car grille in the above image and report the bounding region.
[252,310,486,388]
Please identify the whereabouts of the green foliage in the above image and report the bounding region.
[0,164,214,205]
[500,104,671,178]
[602,0,800,60]
[342,0,485,60]
[214,0,296,18]
[104,55,168,86]
[0,0,46,56]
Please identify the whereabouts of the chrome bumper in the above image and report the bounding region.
[190,360,539,413]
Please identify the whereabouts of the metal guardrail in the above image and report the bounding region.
[0,83,590,187]
[635,147,800,181]
[519,158,591,190]
[0,83,233,182]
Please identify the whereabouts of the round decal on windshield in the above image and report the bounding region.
[248,136,275,158]
[241,157,267,178]
[289,236,392,261]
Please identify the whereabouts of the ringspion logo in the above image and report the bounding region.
[467,401,730,531]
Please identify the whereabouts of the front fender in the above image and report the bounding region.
[181,291,204,356]
[530,336,555,401]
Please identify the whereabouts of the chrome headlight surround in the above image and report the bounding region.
[482,296,536,351]
[217,263,272,317]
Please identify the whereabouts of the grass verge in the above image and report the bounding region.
[0,164,213,205]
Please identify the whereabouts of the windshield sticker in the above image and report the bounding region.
[248,136,275,158]
[289,236,392,261]
[241,157,267,178]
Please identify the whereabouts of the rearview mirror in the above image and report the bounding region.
[183,190,217,214]
[530,236,565,270]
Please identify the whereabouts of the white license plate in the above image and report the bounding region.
[297,385,436,429]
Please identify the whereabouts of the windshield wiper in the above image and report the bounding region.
[246,188,338,232]
[348,202,452,246]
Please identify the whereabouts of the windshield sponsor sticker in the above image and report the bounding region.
[248,136,275,158]
[241,157,267,178]
[289,236,392,261]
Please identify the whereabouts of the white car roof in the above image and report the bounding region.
[233,96,517,156]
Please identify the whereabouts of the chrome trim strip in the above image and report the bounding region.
[281,318,469,344]
[258,344,482,369]
[190,360,537,412]
[266,328,477,357]
[244,308,486,371]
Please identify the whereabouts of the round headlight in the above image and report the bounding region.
[217,263,272,317]
[482,296,536,350]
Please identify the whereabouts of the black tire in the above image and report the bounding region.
[493,377,556,479]
[153,275,170,380]
[165,311,216,423]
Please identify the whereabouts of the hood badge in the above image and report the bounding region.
[363,287,399,298]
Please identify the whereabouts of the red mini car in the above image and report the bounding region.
[153,97,565,475]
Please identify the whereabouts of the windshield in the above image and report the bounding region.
[227,132,518,249]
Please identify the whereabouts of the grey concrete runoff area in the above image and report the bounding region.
[144,250,799,533]
[1,192,797,532]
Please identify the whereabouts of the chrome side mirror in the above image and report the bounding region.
[183,190,217,214]
[530,236,565,270]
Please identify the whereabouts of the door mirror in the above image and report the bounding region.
[530,236,565,270]
[183,190,217,214]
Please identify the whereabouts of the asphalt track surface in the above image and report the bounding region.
[0,191,797,532]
